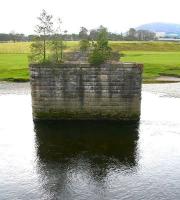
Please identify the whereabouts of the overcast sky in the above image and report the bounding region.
[1,0,180,34]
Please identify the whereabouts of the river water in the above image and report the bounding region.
[0,82,180,200]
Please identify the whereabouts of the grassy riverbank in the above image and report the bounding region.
[0,54,29,81]
[0,41,180,82]
[121,51,180,82]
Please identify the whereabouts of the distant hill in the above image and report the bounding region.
[136,23,180,35]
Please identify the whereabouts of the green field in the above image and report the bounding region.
[121,51,180,82]
[0,54,29,81]
[0,41,180,82]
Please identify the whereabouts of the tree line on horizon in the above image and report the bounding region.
[0,28,156,42]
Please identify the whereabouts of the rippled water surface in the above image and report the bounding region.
[0,82,180,200]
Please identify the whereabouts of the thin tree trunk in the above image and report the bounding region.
[43,30,46,61]
[43,39,46,61]
[60,39,63,60]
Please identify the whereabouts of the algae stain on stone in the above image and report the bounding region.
[78,67,85,108]
[95,66,102,98]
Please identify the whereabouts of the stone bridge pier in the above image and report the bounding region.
[30,62,143,120]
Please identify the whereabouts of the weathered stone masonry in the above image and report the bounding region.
[30,63,143,120]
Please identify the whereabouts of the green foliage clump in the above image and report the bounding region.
[50,35,66,63]
[88,47,110,65]
[29,37,45,63]
[88,26,113,65]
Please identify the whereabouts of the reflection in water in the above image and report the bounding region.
[34,121,139,200]
[1,82,180,200]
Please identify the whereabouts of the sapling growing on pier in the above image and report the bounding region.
[30,10,53,63]
[88,26,113,65]
[50,18,66,63]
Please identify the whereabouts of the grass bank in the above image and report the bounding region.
[121,51,180,82]
[0,41,180,82]
[0,54,29,81]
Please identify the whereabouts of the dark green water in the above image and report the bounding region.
[0,82,180,200]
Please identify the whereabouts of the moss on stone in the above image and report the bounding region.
[34,109,140,121]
